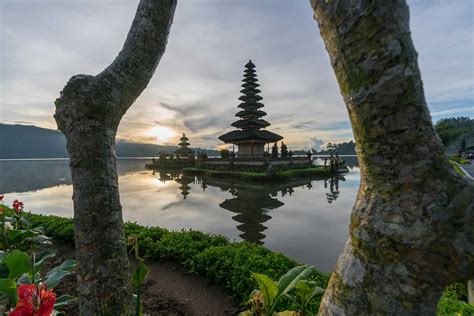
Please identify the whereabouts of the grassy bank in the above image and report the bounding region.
[450,160,464,176]
[183,166,333,182]
[2,207,471,314]
[6,208,328,313]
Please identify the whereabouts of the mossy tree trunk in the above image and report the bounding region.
[310,1,473,314]
[54,1,176,314]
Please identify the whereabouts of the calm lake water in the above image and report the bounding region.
[0,158,360,273]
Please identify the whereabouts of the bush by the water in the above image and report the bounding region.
[5,207,472,315]
[20,211,329,313]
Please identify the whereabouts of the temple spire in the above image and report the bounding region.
[219,60,283,157]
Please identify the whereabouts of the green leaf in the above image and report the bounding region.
[54,294,78,308]
[0,263,9,279]
[10,230,36,242]
[45,270,70,289]
[294,280,324,302]
[17,273,32,285]
[45,259,76,289]
[34,249,56,270]
[0,278,17,304]
[277,264,314,297]
[4,250,30,279]
[46,259,76,278]
[251,272,278,311]
[132,260,150,288]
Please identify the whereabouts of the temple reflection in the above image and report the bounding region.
[195,176,346,245]
[220,187,283,245]
[150,170,348,245]
[152,169,194,199]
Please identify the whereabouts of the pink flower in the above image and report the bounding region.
[12,199,24,215]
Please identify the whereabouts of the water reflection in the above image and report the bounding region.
[324,176,345,204]
[0,159,148,194]
[0,159,360,272]
[151,172,349,246]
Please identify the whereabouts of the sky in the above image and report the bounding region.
[1,0,473,150]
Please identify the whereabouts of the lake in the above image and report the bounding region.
[0,158,360,273]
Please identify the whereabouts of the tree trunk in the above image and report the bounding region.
[54,1,176,314]
[310,1,474,314]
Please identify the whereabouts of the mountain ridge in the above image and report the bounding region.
[0,124,218,159]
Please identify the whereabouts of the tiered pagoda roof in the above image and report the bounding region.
[219,60,283,144]
[175,133,193,156]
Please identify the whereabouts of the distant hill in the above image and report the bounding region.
[434,117,474,153]
[0,124,218,159]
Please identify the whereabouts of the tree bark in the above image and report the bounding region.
[310,0,474,314]
[54,1,176,314]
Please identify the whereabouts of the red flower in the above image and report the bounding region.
[12,199,24,215]
[0,195,4,202]
[9,284,56,316]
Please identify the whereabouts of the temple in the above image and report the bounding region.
[174,133,193,159]
[219,60,283,157]
[145,133,194,169]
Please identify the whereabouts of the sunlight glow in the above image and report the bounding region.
[148,126,177,143]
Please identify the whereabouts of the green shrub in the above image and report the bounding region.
[436,282,473,315]
[5,207,471,314]
[13,208,327,311]
[437,296,474,315]
[444,283,468,301]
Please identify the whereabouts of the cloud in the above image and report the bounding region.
[310,137,324,151]
[1,0,472,149]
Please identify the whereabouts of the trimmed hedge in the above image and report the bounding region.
[5,208,472,314]
[13,210,329,312]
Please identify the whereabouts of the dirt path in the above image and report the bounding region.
[49,241,237,315]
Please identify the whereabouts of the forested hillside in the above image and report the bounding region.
[434,117,474,153]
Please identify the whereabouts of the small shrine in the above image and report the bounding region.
[145,133,195,169]
[175,133,194,159]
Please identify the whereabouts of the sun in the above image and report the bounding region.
[148,126,177,143]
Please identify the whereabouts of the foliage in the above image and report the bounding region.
[3,205,470,315]
[450,161,464,177]
[9,210,328,313]
[316,141,356,155]
[459,139,467,153]
[220,149,231,159]
[271,143,279,158]
[437,283,474,316]
[291,280,325,315]
[443,283,468,302]
[434,117,474,148]
[450,155,471,165]
[280,143,288,158]
[0,200,76,315]
[239,265,319,316]
[128,234,151,316]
